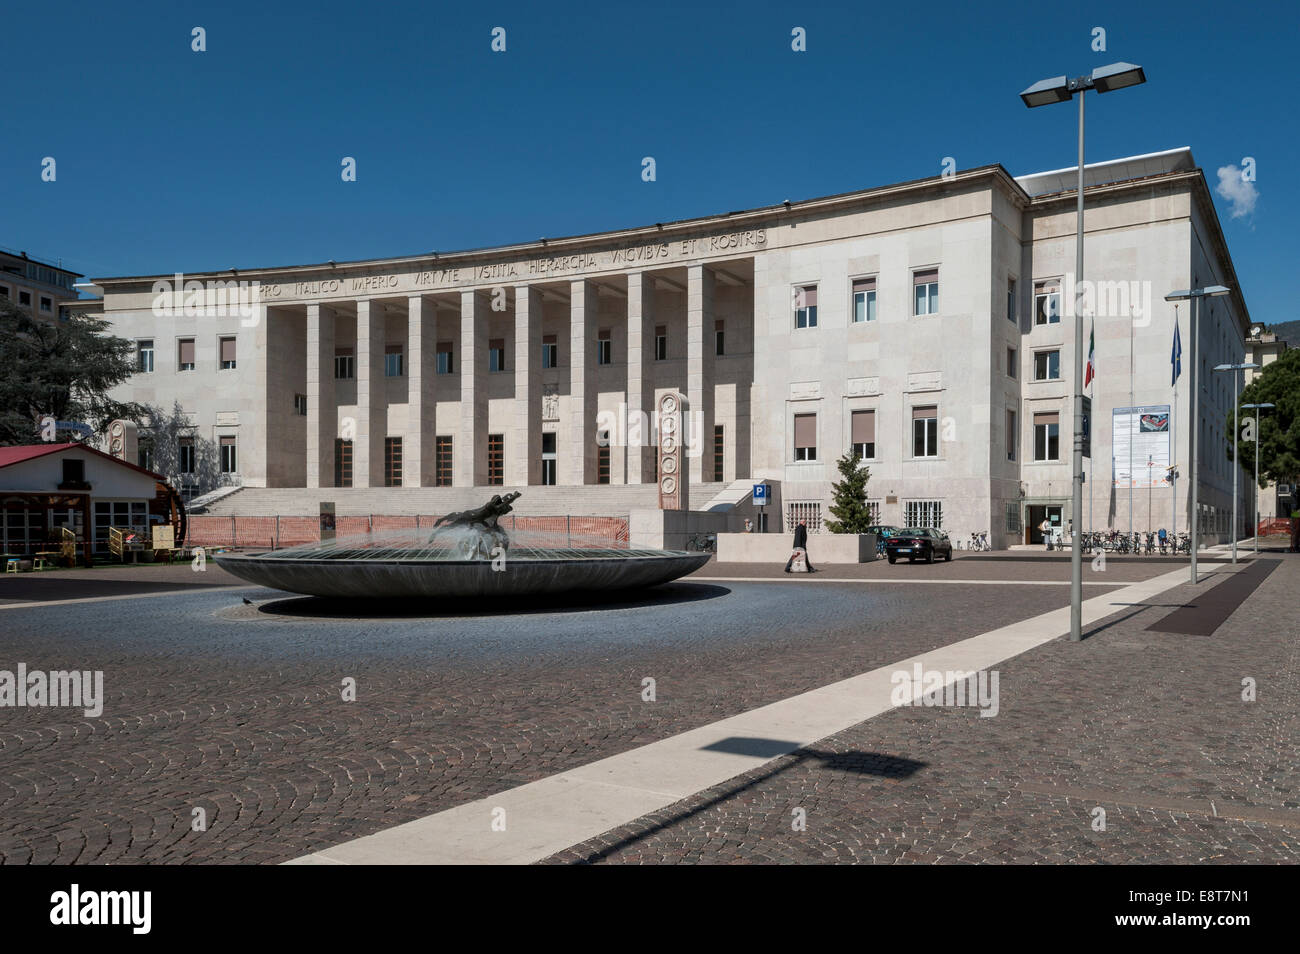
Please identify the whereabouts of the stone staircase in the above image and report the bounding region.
[203,482,731,517]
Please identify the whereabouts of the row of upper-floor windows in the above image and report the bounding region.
[792,273,1064,329]
[0,263,76,291]
[136,338,237,372]
[791,407,1063,464]
[329,323,730,379]
[0,284,59,315]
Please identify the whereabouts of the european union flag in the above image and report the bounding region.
[1171,320,1182,386]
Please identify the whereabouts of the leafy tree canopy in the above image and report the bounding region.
[1227,348,1300,486]
[0,300,145,445]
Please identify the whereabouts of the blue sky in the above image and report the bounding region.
[3,0,1292,324]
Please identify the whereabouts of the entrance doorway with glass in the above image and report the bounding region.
[1026,504,1063,545]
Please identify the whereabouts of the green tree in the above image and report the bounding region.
[824,453,873,533]
[1226,349,1300,487]
[0,300,145,445]
[138,402,229,499]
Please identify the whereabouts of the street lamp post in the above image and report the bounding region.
[1021,61,1146,642]
[1213,362,1259,565]
[1164,285,1231,583]
[1241,400,1274,557]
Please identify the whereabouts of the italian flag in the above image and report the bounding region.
[1084,322,1096,389]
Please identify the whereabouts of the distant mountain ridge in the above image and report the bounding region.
[1266,319,1300,349]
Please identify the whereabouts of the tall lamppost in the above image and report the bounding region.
[1213,361,1258,564]
[1241,400,1274,557]
[1021,61,1146,642]
[1164,285,1231,583]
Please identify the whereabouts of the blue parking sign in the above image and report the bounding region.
[752,483,769,506]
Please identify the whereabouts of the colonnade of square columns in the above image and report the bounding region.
[302,265,723,489]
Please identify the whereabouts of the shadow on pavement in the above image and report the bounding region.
[562,737,926,864]
[252,581,732,620]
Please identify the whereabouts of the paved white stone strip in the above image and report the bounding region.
[692,576,1120,586]
[0,585,249,611]
[287,565,1225,865]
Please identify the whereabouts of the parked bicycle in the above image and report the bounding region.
[687,532,716,553]
[968,530,989,551]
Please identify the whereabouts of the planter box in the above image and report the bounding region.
[716,532,877,564]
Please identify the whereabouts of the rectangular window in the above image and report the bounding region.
[384,343,404,377]
[18,290,31,306]
[294,393,307,416]
[1034,280,1061,325]
[597,431,611,484]
[912,405,939,457]
[0,285,8,298]
[852,277,877,323]
[715,319,725,356]
[541,432,557,486]
[794,285,818,329]
[334,439,353,487]
[851,409,876,459]
[786,502,823,534]
[40,296,52,312]
[913,268,939,316]
[713,425,724,481]
[489,338,506,373]
[179,437,195,474]
[178,338,196,371]
[1007,346,1017,378]
[487,434,504,485]
[542,334,558,368]
[219,336,237,370]
[655,325,667,361]
[597,329,612,365]
[385,437,403,487]
[904,500,943,529]
[1005,502,1021,533]
[219,436,237,474]
[138,447,154,472]
[61,459,85,485]
[436,341,454,374]
[435,436,453,487]
[1034,350,1061,381]
[137,339,155,373]
[1034,411,1060,461]
[334,348,355,379]
[1006,409,1017,461]
[1007,278,1017,323]
[793,412,817,461]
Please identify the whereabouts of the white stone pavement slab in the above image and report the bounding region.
[287,564,1231,865]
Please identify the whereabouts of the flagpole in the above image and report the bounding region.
[1172,305,1179,538]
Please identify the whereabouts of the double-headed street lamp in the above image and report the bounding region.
[1164,285,1231,583]
[1213,362,1258,564]
[1020,62,1147,643]
[1241,401,1274,557]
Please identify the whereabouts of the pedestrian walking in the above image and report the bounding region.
[1039,517,1052,551]
[784,520,817,572]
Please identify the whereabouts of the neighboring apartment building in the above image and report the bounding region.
[92,147,1253,544]
[0,248,81,322]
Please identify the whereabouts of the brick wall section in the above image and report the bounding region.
[184,515,630,549]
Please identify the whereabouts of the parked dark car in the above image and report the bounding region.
[885,527,953,564]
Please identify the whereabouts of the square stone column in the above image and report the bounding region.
[566,279,598,486]
[509,285,543,485]
[354,298,386,487]
[687,265,715,486]
[456,289,488,486]
[407,295,434,486]
[305,303,335,488]
[626,272,654,483]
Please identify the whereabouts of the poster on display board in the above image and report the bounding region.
[1112,405,1171,488]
